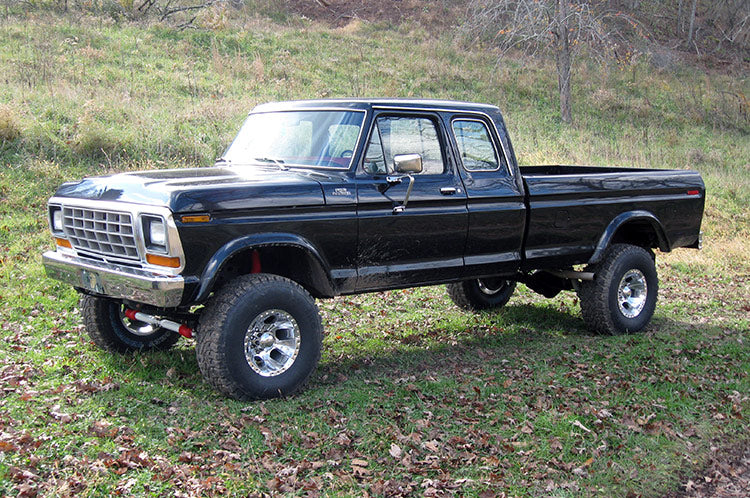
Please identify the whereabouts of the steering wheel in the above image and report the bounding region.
[340,150,353,158]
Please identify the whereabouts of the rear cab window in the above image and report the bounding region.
[451,117,508,174]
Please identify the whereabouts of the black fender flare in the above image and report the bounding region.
[588,211,670,265]
[193,232,335,302]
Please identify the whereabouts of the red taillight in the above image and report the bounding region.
[687,190,700,196]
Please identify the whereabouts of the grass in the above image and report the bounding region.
[0,8,748,497]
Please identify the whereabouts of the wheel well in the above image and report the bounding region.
[213,245,334,298]
[610,219,666,252]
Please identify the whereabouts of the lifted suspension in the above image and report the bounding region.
[124,309,194,339]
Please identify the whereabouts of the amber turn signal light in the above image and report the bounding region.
[146,253,181,268]
[181,214,211,223]
[55,238,72,249]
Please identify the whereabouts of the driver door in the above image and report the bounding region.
[355,112,468,291]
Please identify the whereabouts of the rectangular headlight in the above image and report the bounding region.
[50,206,63,233]
[143,215,168,253]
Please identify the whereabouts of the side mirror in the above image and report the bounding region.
[388,154,422,214]
[393,154,423,174]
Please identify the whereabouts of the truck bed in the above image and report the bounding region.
[519,165,705,270]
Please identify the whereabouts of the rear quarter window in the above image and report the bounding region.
[452,119,500,172]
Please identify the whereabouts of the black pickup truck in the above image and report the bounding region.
[43,99,705,400]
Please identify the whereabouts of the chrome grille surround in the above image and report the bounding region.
[48,197,185,275]
[62,206,140,261]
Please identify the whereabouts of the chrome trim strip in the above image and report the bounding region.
[372,105,498,113]
[357,257,464,276]
[43,250,185,308]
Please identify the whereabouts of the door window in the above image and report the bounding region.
[452,119,500,172]
[363,116,445,175]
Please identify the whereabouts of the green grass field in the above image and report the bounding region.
[0,9,748,497]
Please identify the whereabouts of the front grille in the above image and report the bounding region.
[62,206,139,261]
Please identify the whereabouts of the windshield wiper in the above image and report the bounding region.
[253,157,287,170]
[215,156,231,164]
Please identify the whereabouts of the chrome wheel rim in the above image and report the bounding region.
[118,307,156,336]
[244,310,300,377]
[478,279,507,296]
[617,269,648,318]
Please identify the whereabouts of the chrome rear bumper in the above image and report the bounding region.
[43,251,184,308]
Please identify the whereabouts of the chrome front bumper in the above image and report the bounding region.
[43,251,184,308]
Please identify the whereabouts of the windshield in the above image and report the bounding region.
[221,110,365,169]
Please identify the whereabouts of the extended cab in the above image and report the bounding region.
[43,99,705,400]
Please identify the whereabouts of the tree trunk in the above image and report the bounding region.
[677,0,683,33]
[687,0,698,45]
[556,0,573,123]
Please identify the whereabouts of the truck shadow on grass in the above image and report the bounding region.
[315,304,591,382]
[95,302,684,399]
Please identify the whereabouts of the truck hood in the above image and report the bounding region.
[52,166,340,213]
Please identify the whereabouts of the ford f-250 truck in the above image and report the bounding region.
[42,99,705,400]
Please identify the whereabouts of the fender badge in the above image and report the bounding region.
[332,188,351,196]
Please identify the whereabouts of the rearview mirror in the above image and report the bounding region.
[393,154,423,174]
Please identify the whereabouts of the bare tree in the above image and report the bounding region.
[673,0,749,55]
[687,0,698,46]
[465,0,631,123]
[706,0,750,49]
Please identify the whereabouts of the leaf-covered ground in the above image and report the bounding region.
[667,441,750,497]
[1,269,748,496]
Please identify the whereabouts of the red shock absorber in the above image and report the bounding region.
[124,309,193,338]
[251,249,262,274]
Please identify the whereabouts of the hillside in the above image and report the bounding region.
[0,5,748,497]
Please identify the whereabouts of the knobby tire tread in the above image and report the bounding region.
[446,281,476,311]
[578,244,656,335]
[81,295,178,352]
[196,274,322,400]
[447,280,516,312]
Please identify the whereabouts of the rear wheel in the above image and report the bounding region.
[447,278,516,311]
[578,244,658,335]
[81,295,179,352]
[196,274,322,400]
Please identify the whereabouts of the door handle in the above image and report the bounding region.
[440,187,458,195]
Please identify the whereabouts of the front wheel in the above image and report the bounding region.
[81,295,179,352]
[578,244,658,335]
[196,274,322,400]
[447,278,516,311]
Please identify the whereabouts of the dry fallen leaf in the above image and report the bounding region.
[423,440,440,452]
[572,420,591,433]
[49,405,72,423]
[389,443,403,459]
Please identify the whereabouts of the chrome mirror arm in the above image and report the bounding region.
[392,174,415,214]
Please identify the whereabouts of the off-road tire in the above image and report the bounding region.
[447,278,516,311]
[196,274,322,400]
[578,244,658,335]
[81,295,179,352]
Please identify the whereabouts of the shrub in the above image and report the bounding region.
[0,105,22,143]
